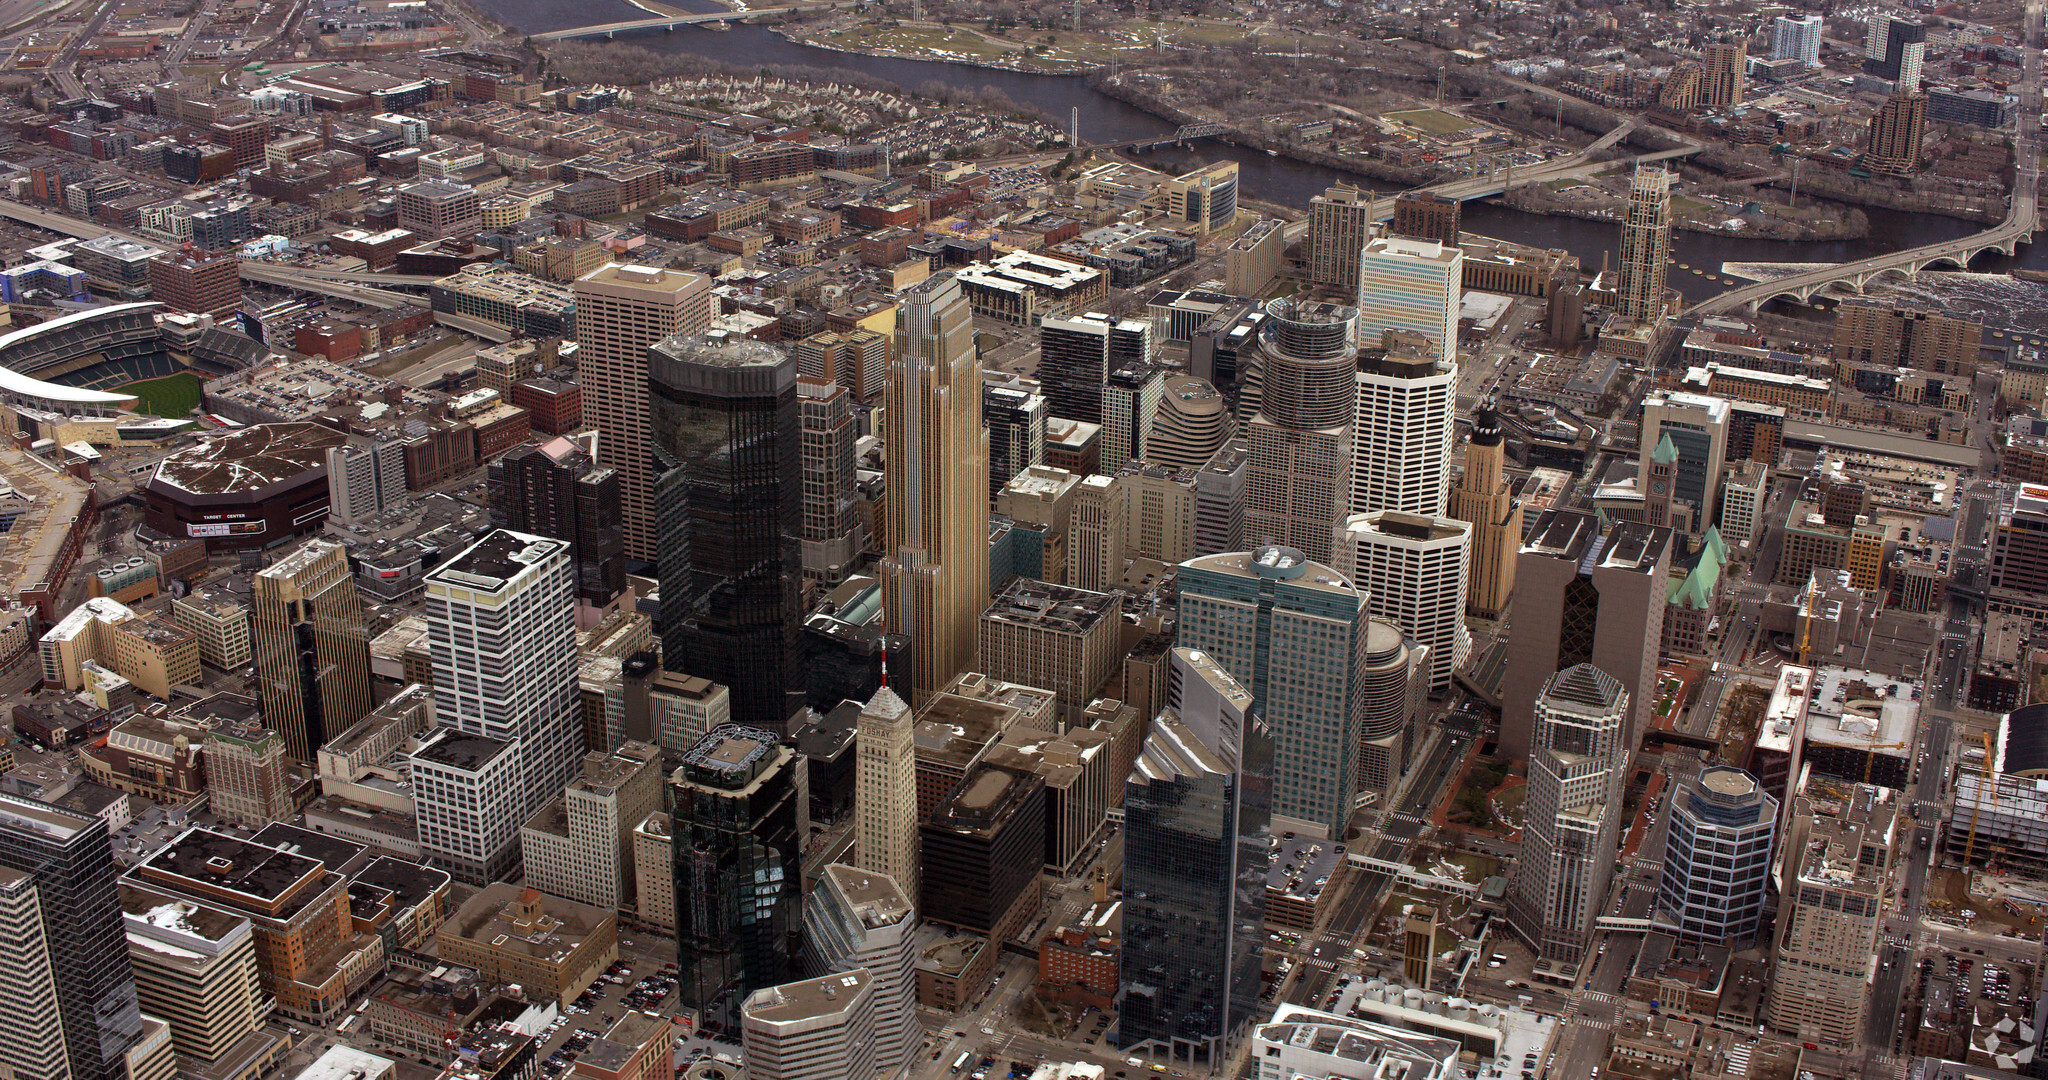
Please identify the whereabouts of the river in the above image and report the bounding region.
[480,0,2048,303]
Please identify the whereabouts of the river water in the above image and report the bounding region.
[482,0,2048,303]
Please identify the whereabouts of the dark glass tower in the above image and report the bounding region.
[650,332,804,734]
[0,794,142,1080]
[669,725,806,1033]
[488,436,624,608]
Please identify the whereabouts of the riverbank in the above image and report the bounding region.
[1498,183,1871,242]
[771,19,1098,74]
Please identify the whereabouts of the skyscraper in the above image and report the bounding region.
[520,742,665,912]
[1866,91,1927,175]
[1357,620,1425,798]
[795,375,865,594]
[739,971,876,1080]
[1071,474,1126,593]
[573,263,713,562]
[650,331,804,735]
[425,529,582,816]
[1353,236,1462,360]
[119,883,265,1065]
[985,378,1048,498]
[1501,512,1671,761]
[1117,648,1271,1065]
[1699,40,1745,106]
[252,537,372,763]
[1390,192,1460,247]
[1767,778,1895,1046]
[1038,313,1150,426]
[0,868,70,1080]
[1446,404,1521,618]
[1351,330,1457,519]
[802,865,918,1078]
[1102,362,1163,470]
[0,794,142,1080]
[1772,14,1822,66]
[1507,664,1628,962]
[1638,391,1731,537]
[1336,510,1470,693]
[853,688,919,901]
[1177,547,1367,836]
[1864,14,1926,89]
[1656,766,1777,945]
[881,274,989,705]
[1244,300,1357,563]
[1616,166,1673,324]
[670,725,806,1032]
[488,435,625,613]
[1306,185,1376,290]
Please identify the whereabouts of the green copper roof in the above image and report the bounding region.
[1652,432,1678,465]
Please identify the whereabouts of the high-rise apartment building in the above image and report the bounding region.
[1117,648,1271,1065]
[0,795,142,1080]
[573,263,713,561]
[1177,547,1368,836]
[1306,186,1376,290]
[1336,511,1470,693]
[1446,405,1521,617]
[1102,362,1163,470]
[325,435,406,526]
[669,725,806,1031]
[0,867,69,1080]
[853,688,919,901]
[881,274,990,705]
[1501,512,1671,761]
[1700,40,1745,106]
[650,332,803,735]
[1351,331,1457,519]
[1354,236,1461,359]
[1773,14,1822,66]
[795,376,865,591]
[1865,14,1926,89]
[1866,91,1927,175]
[802,864,917,1078]
[118,883,264,1065]
[1831,301,1983,375]
[426,529,582,816]
[1507,664,1628,962]
[1616,167,1673,324]
[1390,192,1460,246]
[1656,766,1777,945]
[488,436,624,612]
[1039,313,1150,426]
[985,379,1048,498]
[1244,300,1357,563]
[791,328,889,405]
[253,538,372,763]
[1767,777,1895,1047]
[739,971,876,1080]
[520,741,664,912]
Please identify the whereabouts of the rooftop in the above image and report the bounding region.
[427,528,565,594]
[134,826,328,909]
[743,970,869,1026]
[929,759,1042,838]
[149,422,345,496]
[412,730,516,773]
[982,578,1118,635]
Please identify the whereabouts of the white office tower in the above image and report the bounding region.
[803,865,917,1079]
[425,529,581,816]
[1353,236,1462,361]
[1243,300,1357,563]
[1508,665,1628,963]
[741,970,878,1080]
[519,741,664,911]
[410,729,524,884]
[853,687,919,900]
[1336,511,1470,694]
[1351,331,1456,518]
[0,869,68,1080]
[1773,14,1822,66]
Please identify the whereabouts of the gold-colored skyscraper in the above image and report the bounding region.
[253,537,372,762]
[1447,404,1521,617]
[1616,166,1672,323]
[881,273,989,705]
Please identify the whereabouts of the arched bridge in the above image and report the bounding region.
[532,3,838,41]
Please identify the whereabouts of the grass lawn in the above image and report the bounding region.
[119,373,203,417]
[1385,108,1470,136]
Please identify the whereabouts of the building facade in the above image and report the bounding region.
[253,539,373,763]
[1655,766,1777,946]
[1508,665,1629,963]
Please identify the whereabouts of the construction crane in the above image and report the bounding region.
[1863,740,1910,785]
[1797,575,1820,664]
[1963,730,1998,868]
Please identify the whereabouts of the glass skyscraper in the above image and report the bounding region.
[1117,648,1272,1065]
[650,331,804,735]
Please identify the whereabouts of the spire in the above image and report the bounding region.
[1652,432,1678,465]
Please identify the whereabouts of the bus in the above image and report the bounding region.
[952,1053,971,1073]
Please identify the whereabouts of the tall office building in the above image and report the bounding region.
[1071,475,1126,593]
[426,529,582,815]
[0,868,70,1080]
[1390,192,1460,246]
[1102,362,1163,470]
[739,970,876,1080]
[650,332,804,735]
[1306,185,1376,290]
[1772,14,1822,66]
[1336,511,1469,693]
[1193,441,1248,557]
[1039,313,1150,426]
[1357,621,1424,798]
[1177,547,1368,836]
[0,795,142,1080]
[1767,778,1895,1047]
[1866,92,1927,175]
[1351,330,1457,519]
[978,578,1122,728]
[1148,376,1233,473]
[1501,512,1671,761]
[1244,300,1358,563]
[488,435,625,611]
[253,538,372,763]
[1615,166,1673,324]
[795,375,865,592]
[920,756,1046,945]
[1447,405,1521,617]
[520,742,665,912]
[119,883,265,1065]
[1638,391,1731,537]
[1655,766,1777,945]
[792,328,889,405]
[802,865,917,1078]
[670,725,807,1031]
[881,274,990,705]
[573,263,713,561]
[853,688,919,901]
[412,730,524,884]
[1700,40,1745,106]
[985,379,1048,498]
[1507,664,1628,963]
[1117,648,1271,1065]
[1991,482,2048,594]
[1353,236,1461,360]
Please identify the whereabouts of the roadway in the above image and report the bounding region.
[531,2,838,41]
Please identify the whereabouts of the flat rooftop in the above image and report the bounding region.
[151,422,346,496]
[743,970,870,1025]
[929,760,1041,838]
[121,880,246,944]
[427,529,566,593]
[412,730,515,772]
[982,578,1117,635]
[135,827,329,909]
